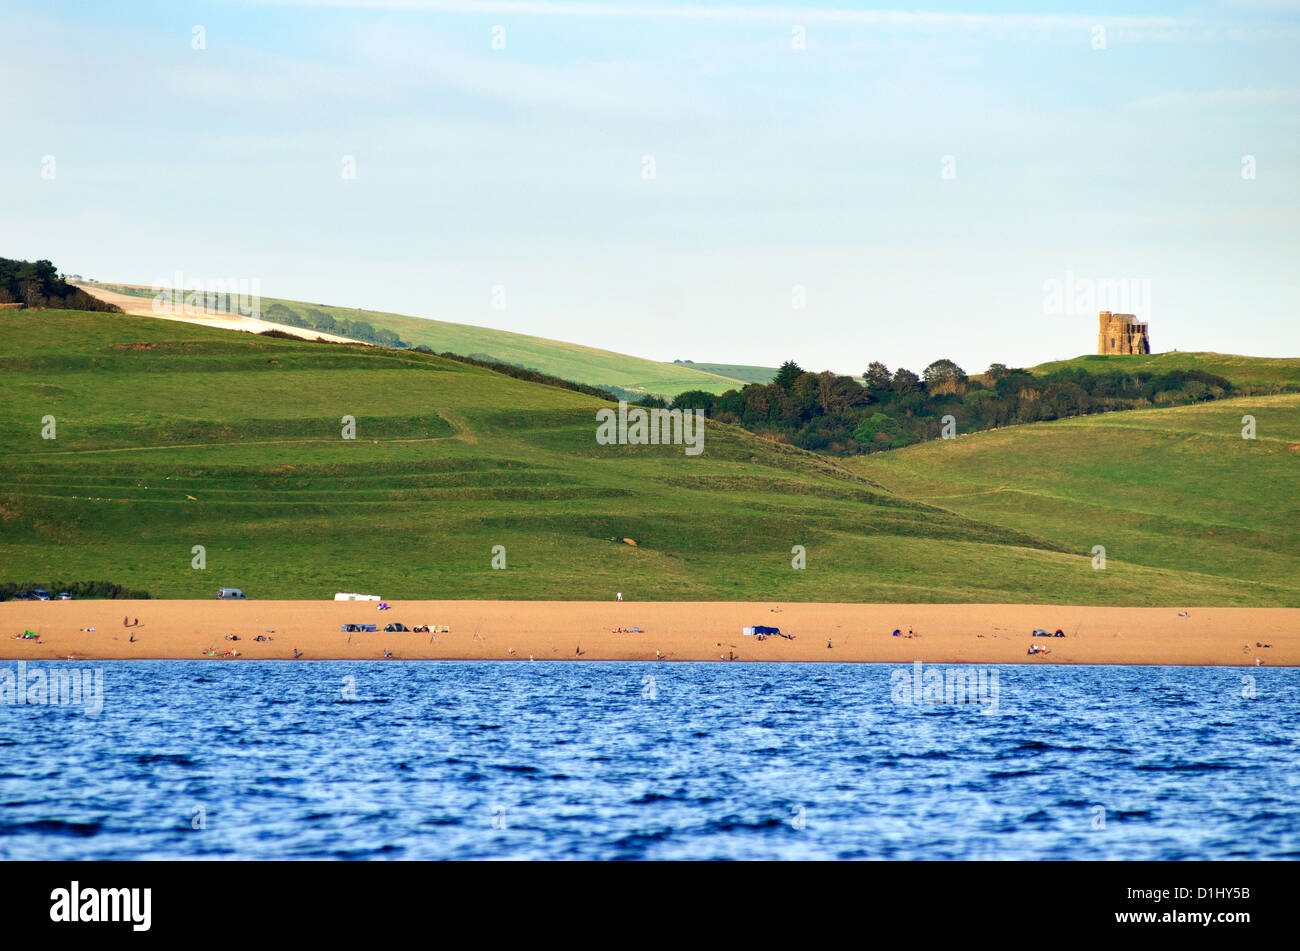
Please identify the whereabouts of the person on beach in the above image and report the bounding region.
[616,592,623,601]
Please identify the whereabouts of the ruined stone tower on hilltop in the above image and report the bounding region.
[1098,311,1150,355]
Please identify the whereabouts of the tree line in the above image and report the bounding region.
[263,302,409,348]
[0,258,120,312]
[639,358,1250,455]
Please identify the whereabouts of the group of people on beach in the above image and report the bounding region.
[891,628,922,638]
[197,632,279,658]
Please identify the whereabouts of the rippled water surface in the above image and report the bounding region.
[1,661,1297,859]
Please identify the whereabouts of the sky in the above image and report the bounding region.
[2,0,1297,374]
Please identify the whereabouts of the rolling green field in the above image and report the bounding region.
[673,361,779,385]
[1028,352,1300,390]
[2,309,1295,604]
[87,283,750,397]
[851,395,1300,605]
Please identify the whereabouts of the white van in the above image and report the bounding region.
[217,588,247,600]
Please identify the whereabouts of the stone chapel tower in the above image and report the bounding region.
[1098,311,1151,354]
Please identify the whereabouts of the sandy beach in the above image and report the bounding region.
[1,600,1295,666]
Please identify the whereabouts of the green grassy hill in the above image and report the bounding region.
[6,308,1286,604]
[1028,352,1300,390]
[86,283,749,397]
[674,361,779,385]
[851,395,1300,606]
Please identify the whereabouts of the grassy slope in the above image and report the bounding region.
[1028,352,1300,388]
[3,309,1274,605]
[675,362,779,385]
[851,396,1300,606]
[88,283,748,397]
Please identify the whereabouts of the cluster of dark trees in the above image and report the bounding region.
[640,358,1241,455]
[0,581,151,601]
[0,258,120,312]
[264,302,409,348]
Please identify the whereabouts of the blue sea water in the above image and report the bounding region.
[1,661,1297,860]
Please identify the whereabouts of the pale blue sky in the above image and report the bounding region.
[2,0,1297,372]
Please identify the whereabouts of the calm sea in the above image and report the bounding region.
[1,661,1296,860]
